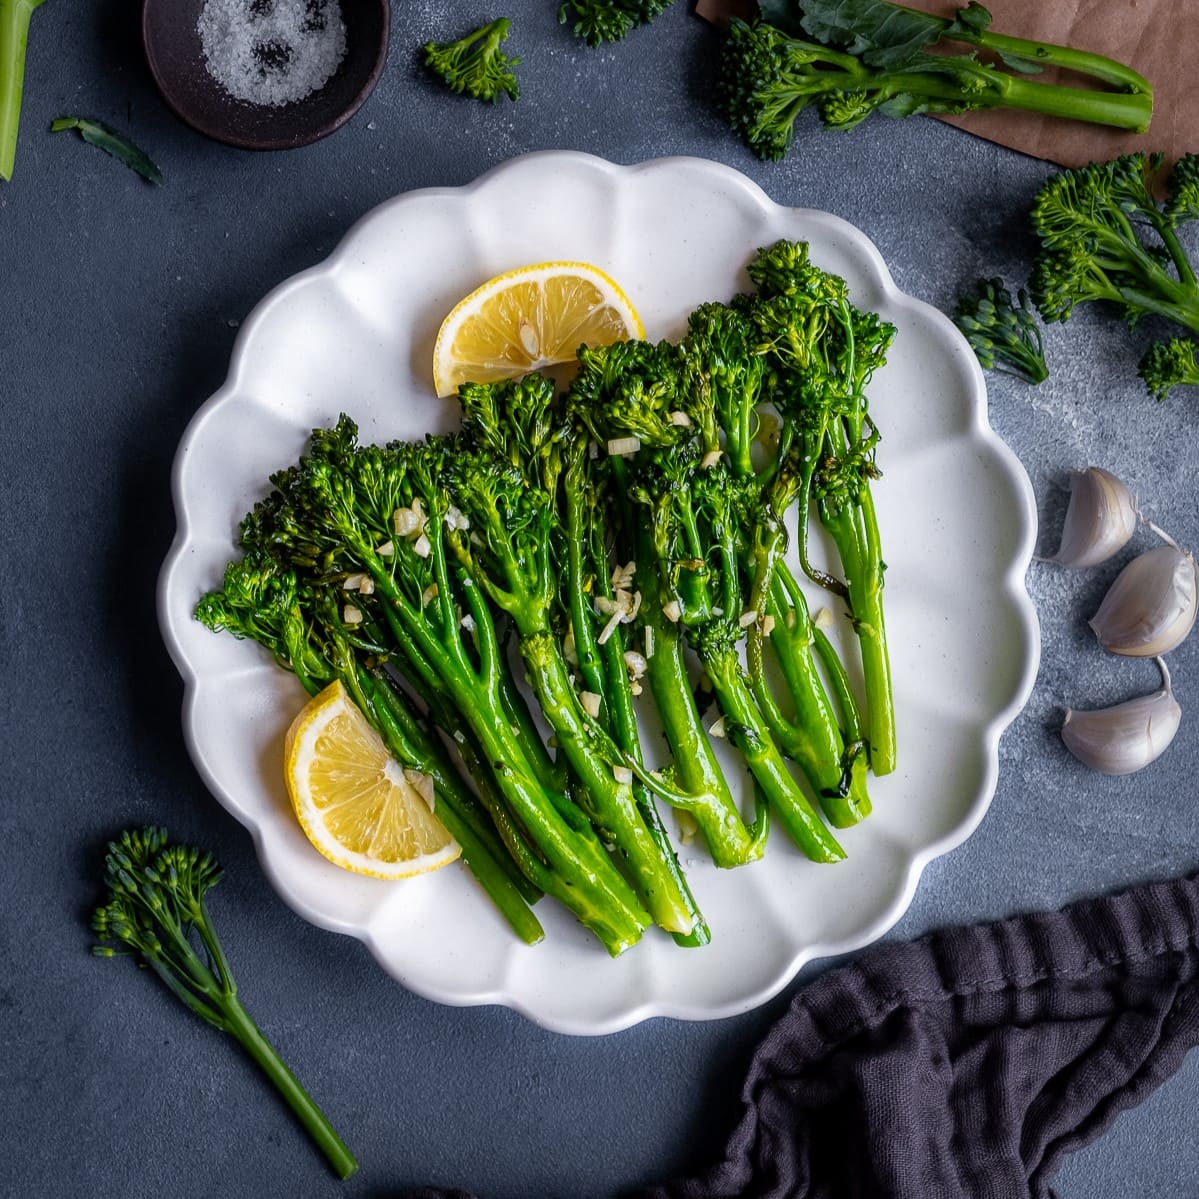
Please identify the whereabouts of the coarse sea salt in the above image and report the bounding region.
[197,0,347,108]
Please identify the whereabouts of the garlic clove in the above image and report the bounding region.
[1050,467,1139,568]
[1089,543,1199,657]
[1061,659,1181,775]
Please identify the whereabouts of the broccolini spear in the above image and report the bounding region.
[676,300,872,825]
[423,18,520,102]
[720,1,1152,163]
[559,0,673,47]
[743,240,898,777]
[1029,153,1199,402]
[92,828,358,1180]
[954,278,1048,385]
[0,0,47,181]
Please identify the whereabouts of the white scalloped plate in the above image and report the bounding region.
[158,152,1039,1035]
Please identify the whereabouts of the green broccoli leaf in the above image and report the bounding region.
[50,116,162,184]
[798,0,952,68]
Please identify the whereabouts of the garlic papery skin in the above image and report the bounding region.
[1089,544,1199,657]
[1061,659,1181,775]
[1050,467,1138,568]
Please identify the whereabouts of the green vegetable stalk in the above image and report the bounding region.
[722,1,1153,162]
[0,0,46,181]
[92,828,358,1180]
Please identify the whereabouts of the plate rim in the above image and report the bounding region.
[158,150,1042,1034]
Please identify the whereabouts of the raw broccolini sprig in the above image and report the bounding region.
[954,278,1048,385]
[719,1,1152,162]
[1139,338,1199,402]
[1028,153,1199,402]
[423,18,520,102]
[92,828,358,1180]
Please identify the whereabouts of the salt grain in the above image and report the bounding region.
[197,0,347,108]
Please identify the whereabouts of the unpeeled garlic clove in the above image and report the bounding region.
[1061,659,1181,775]
[1089,543,1199,656]
[1050,467,1139,568]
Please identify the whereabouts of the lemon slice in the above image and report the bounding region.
[432,260,644,397]
[284,680,461,879]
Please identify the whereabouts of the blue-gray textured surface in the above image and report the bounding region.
[2,2,1197,1197]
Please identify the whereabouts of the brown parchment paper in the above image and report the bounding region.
[694,0,1196,169]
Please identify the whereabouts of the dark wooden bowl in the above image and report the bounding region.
[142,0,389,151]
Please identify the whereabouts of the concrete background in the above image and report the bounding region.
[2,2,1196,1195]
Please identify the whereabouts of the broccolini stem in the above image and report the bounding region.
[755,572,871,828]
[702,651,845,864]
[569,478,710,944]
[601,624,711,947]
[881,68,1151,132]
[642,611,765,868]
[811,622,871,808]
[364,561,648,951]
[630,503,765,870]
[0,0,47,182]
[220,997,358,1180]
[819,485,895,776]
[359,672,546,945]
[457,695,650,953]
[937,17,1153,95]
[519,629,700,935]
[1159,225,1199,292]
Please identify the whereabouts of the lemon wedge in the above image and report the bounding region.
[432,260,644,397]
[284,680,461,879]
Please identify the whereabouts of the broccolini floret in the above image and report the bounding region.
[719,2,1152,162]
[92,828,358,1179]
[559,0,673,47]
[954,278,1049,385]
[423,18,520,103]
[1139,338,1199,403]
[1029,153,1199,402]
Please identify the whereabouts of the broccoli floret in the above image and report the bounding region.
[954,277,1048,385]
[92,828,359,1179]
[1028,153,1199,400]
[1166,152,1199,225]
[718,4,1152,163]
[423,18,520,103]
[558,0,673,47]
[1139,338,1199,402]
